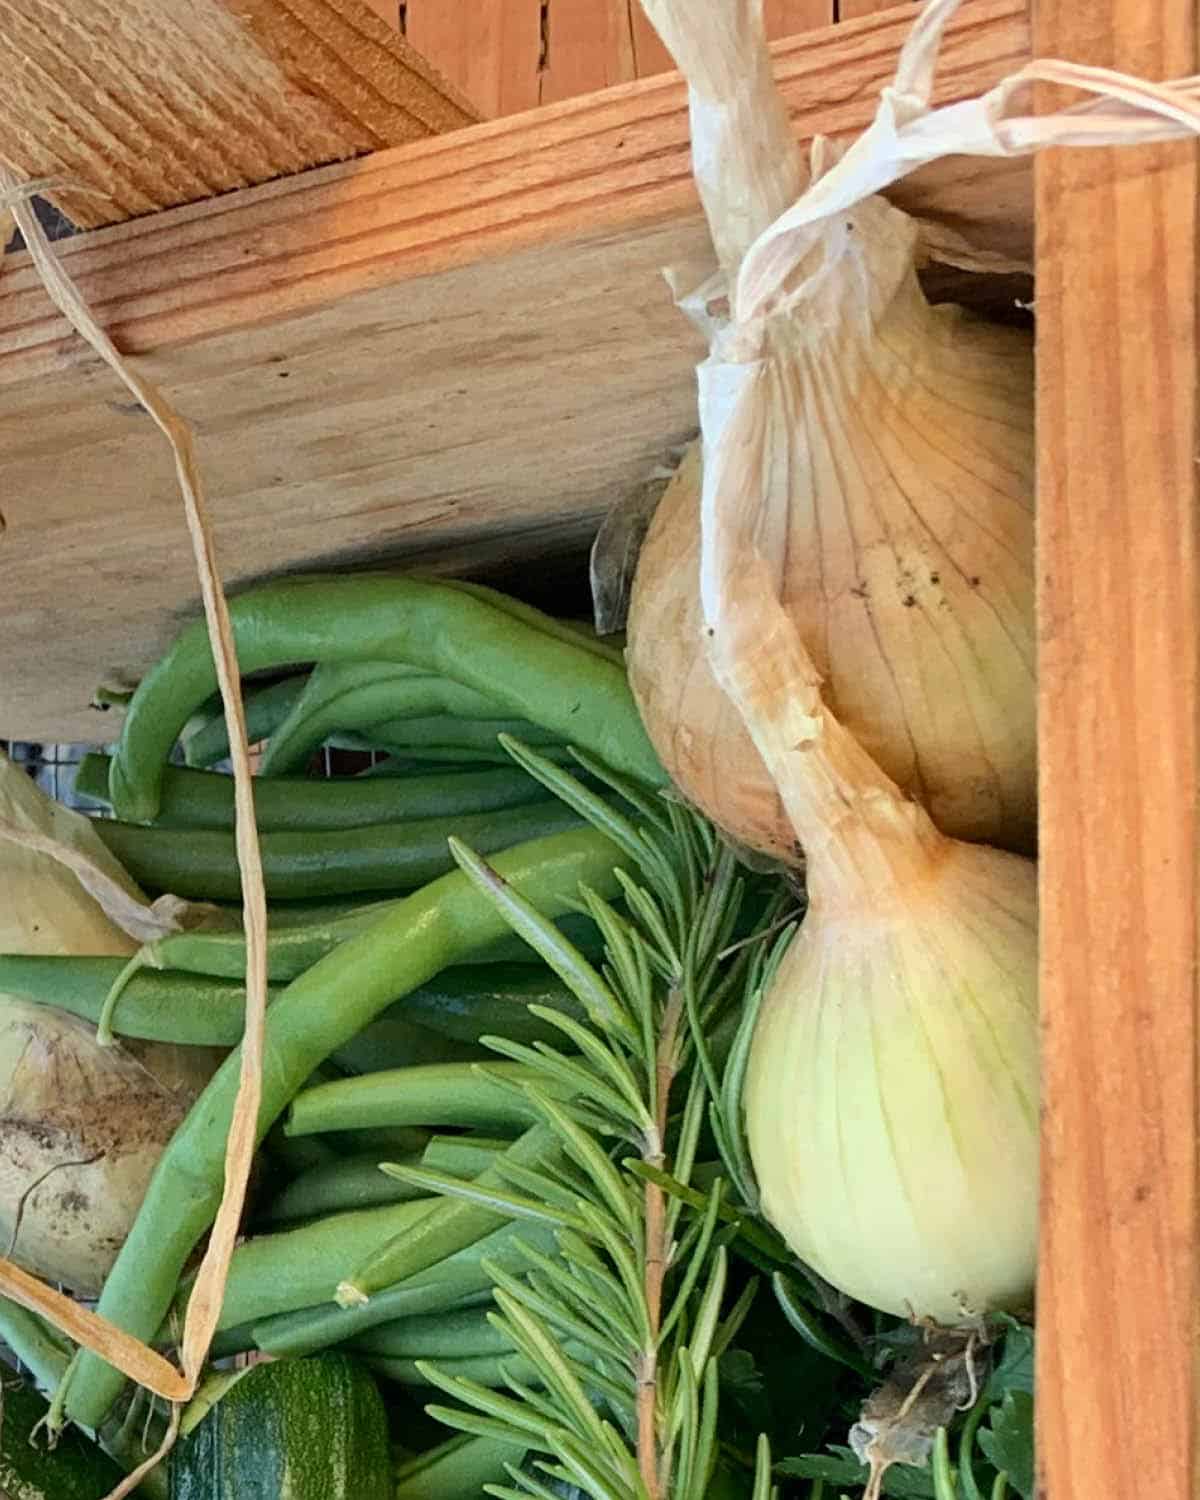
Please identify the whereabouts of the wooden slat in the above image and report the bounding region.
[629,0,833,82]
[0,0,476,228]
[359,0,398,25]
[0,0,1030,741]
[1034,3,1199,1500]
[538,0,640,106]
[407,0,761,112]
[403,0,543,117]
[838,1,901,18]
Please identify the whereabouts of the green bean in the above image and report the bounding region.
[91,799,583,901]
[260,661,511,777]
[393,1432,528,1500]
[0,955,281,1046]
[358,755,487,778]
[350,1305,511,1360]
[65,827,626,1428]
[107,575,663,823]
[286,1061,551,1138]
[361,715,564,756]
[261,1150,427,1225]
[239,1219,557,1359]
[437,578,624,667]
[178,1197,441,1332]
[143,898,607,983]
[371,1333,590,1390]
[421,1136,509,1178]
[74,754,553,832]
[333,732,576,767]
[368,1351,539,1389]
[343,1122,559,1305]
[330,1013,485,1076]
[0,1297,72,1393]
[261,1138,504,1226]
[386,963,584,1047]
[183,673,309,768]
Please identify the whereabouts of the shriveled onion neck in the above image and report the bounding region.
[709,553,947,912]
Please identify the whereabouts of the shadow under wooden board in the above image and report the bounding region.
[0,0,1030,742]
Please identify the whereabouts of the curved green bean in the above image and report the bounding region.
[286,1061,548,1139]
[234,1218,556,1359]
[350,1304,511,1360]
[143,898,608,983]
[178,1198,439,1332]
[342,1121,559,1305]
[74,754,552,832]
[91,799,583,901]
[261,1136,504,1225]
[0,955,575,1057]
[65,827,626,1427]
[420,1135,511,1177]
[260,661,512,777]
[365,715,564,756]
[183,673,309,768]
[0,955,279,1046]
[107,575,662,822]
[436,578,623,666]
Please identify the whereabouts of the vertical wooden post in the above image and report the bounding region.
[1034,4,1198,1499]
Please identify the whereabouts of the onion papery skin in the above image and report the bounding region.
[628,200,1036,861]
[743,836,1038,1324]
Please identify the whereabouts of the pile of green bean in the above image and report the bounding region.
[2,574,667,1494]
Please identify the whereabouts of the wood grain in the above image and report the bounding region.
[629,0,832,82]
[359,0,398,25]
[1034,3,1199,1499]
[838,0,902,17]
[538,0,640,106]
[403,0,543,117]
[404,0,834,113]
[0,0,476,228]
[0,0,1030,741]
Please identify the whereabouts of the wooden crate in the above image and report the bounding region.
[0,3,1195,1498]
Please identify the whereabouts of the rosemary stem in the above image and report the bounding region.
[638,987,683,1500]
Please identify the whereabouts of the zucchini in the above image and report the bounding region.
[170,1354,390,1499]
[0,1374,124,1499]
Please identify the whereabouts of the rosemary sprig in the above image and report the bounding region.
[390,741,785,1500]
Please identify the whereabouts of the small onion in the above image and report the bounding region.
[745,824,1038,1322]
[0,751,220,1293]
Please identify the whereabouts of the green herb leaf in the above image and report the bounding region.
[976,1393,1033,1500]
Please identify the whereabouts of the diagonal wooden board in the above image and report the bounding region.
[0,0,1030,741]
[0,0,477,229]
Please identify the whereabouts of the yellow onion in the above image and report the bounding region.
[745,814,1038,1322]
[627,1,1035,862]
[726,568,1038,1323]
[634,0,1040,1323]
[0,751,221,1294]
